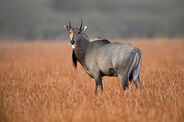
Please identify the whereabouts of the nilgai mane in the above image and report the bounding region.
[64,20,142,94]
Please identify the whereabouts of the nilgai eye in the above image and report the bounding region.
[77,32,80,34]
[69,32,71,34]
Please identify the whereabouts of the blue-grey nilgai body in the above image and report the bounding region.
[64,20,142,94]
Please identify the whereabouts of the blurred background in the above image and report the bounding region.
[0,0,184,40]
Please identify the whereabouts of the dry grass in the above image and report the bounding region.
[0,39,184,122]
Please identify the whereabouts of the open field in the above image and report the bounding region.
[0,39,184,122]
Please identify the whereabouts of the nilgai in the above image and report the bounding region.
[64,20,142,94]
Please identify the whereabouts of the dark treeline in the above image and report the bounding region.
[0,0,184,40]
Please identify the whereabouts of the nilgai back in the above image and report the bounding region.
[64,20,142,94]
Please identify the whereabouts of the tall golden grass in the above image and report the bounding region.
[0,39,184,122]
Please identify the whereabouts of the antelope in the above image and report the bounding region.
[64,20,142,94]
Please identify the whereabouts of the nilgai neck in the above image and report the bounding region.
[73,34,89,67]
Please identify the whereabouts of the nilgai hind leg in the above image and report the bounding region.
[119,73,129,90]
[133,76,142,89]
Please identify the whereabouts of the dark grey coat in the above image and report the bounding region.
[72,34,142,93]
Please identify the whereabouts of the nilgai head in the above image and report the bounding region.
[64,20,87,48]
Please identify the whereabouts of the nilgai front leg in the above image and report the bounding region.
[94,75,103,94]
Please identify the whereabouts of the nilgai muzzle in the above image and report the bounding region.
[64,20,142,94]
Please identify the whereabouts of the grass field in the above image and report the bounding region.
[0,39,184,122]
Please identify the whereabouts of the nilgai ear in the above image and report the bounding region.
[81,26,87,32]
[64,25,71,31]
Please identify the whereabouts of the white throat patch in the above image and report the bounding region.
[72,45,75,49]
[89,38,95,42]
[89,37,102,42]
